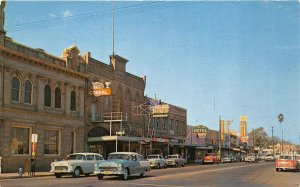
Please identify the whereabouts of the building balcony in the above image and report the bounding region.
[92,112,128,123]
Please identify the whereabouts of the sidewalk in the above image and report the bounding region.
[0,172,52,180]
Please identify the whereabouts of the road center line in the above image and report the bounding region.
[148,163,268,180]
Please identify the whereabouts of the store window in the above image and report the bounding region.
[44,85,51,107]
[55,87,61,109]
[24,80,32,104]
[44,129,59,155]
[11,127,29,155]
[70,91,76,111]
[11,77,20,102]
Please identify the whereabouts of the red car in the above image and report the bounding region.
[203,153,220,164]
[275,154,298,172]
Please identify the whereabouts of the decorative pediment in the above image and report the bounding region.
[62,45,85,70]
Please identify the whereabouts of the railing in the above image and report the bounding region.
[94,112,128,122]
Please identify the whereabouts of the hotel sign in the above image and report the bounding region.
[193,125,208,138]
[152,105,169,117]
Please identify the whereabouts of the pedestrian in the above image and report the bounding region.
[30,157,36,176]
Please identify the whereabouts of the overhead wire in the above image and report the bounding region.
[7,1,194,32]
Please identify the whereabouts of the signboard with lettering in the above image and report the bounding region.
[152,104,169,118]
[88,81,111,97]
[193,125,209,139]
[240,115,248,142]
[220,120,225,141]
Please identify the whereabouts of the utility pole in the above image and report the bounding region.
[271,126,274,155]
[218,116,222,159]
[252,128,255,152]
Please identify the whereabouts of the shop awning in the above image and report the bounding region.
[88,136,150,143]
[196,146,214,150]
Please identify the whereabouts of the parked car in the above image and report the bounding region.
[147,154,167,169]
[166,154,186,167]
[264,154,275,162]
[245,154,258,163]
[234,155,243,162]
[203,153,220,164]
[294,154,300,171]
[275,154,298,172]
[94,152,150,180]
[50,153,104,178]
[221,155,232,163]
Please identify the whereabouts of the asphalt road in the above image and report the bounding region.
[0,162,299,187]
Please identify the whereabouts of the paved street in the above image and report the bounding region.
[0,162,299,187]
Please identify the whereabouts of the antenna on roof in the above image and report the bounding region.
[112,1,115,56]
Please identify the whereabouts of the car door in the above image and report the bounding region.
[85,155,95,173]
[139,155,149,172]
[130,154,139,174]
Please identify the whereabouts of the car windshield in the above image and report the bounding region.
[108,154,130,160]
[168,155,178,158]
[67,154,85,160]
[147,155,159,159]
[279,155,292,160]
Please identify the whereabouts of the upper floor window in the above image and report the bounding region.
[44,85,51,107]
[24,80,32,104]
[70,91,76,111]
[55,87,61,109]
[11,77,20,102]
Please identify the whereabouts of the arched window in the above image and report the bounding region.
[55,87,61,109]
[24,80,32,104]
[70,91,76,111]
[44,85,51,107]
[11,77,20,102]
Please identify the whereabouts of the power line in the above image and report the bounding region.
[7,2,194,32]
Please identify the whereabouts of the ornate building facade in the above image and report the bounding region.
[0,2,187,172]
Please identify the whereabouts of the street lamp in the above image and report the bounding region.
[31,133,38,158]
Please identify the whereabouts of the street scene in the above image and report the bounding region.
[1,162,299,187]
[0,1,300,187]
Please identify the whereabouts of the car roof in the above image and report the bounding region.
[109,152,139,155]
[70,152,102,155]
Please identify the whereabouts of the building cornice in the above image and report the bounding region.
[0,45,88,79]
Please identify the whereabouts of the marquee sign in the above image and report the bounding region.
[89,81,111,97]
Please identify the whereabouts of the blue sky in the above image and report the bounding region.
[5,1,300,144]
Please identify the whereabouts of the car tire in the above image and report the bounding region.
[122,168,128,180]
[73,167,81,178]
[276,168,279,172]
[182,163,185,167]
[157,163,160,169]
[140,171,145,177]
[175,163,178,168]
[54,173,62,178]
[85,173,90,177]
[97,174,103,180]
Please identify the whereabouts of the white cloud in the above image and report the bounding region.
[63,10,72,18]
[49,13,56,18]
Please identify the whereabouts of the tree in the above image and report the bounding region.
[249,127,270,148]
[277,114,284,124]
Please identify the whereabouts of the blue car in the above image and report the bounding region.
[94,152,151,180]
